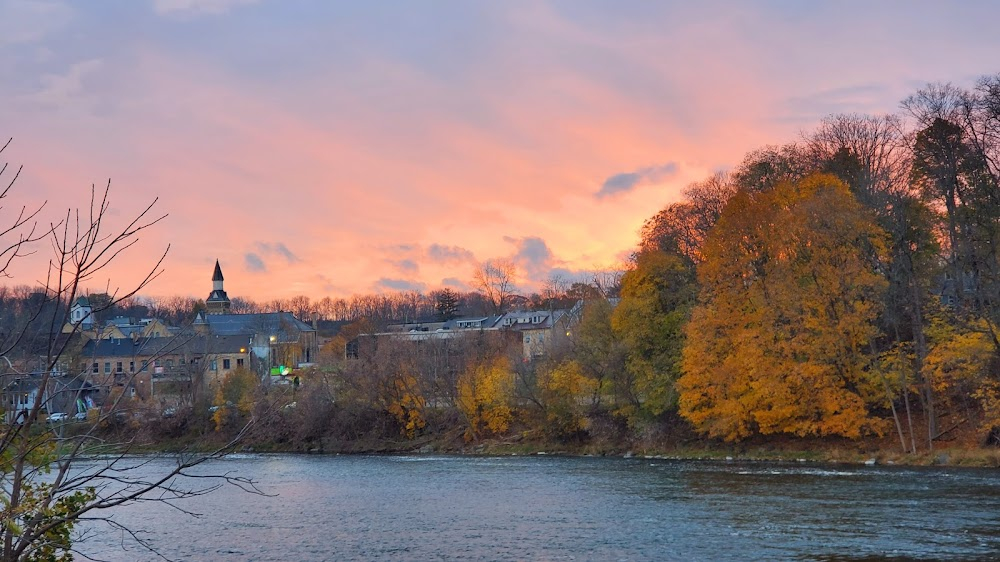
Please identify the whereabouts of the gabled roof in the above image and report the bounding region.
[110,316,134,327]
[73,296,91,307]
[3,377,43,394]
[81,335,249,358]
[504,310,567,331]
[200,312,315,339]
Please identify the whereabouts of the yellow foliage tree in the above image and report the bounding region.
[212,366,258,431]
[678,174,889,441]
[924,315,995,439]
[537,360,597,438]
[457,357,515,441]
[384,373,427,439]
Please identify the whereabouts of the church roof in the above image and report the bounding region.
[206,289,229,303]
[212,260,224,282]
[200,312,315,340]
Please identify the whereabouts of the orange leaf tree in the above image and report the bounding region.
[678,174,889,441]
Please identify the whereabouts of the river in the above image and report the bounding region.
[74,454,1000,561]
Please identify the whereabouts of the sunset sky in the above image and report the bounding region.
[2,0,999,302]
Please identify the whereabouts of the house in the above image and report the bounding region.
[2,376,44,424]
[0,371,99,422]
[48,374,100,416]
[61,307,176,342]
[69,296,93,329]
[349,305,584,362]
[79,334,252,395]
[500,309,573,360]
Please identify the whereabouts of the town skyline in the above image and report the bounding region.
[3,0,1000,300]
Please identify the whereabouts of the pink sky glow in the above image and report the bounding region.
[2,1,999,301]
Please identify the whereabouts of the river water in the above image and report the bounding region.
[75,454,1000,561]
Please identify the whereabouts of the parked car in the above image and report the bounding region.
[73,411,88,421]
[47,412,68,423]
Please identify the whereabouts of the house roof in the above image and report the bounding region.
[3,376,43,394]
[200,312,315,339]
[212,260,224,282]
[80,335,249,358]
[73,296,90,307]
[504,310,567,331]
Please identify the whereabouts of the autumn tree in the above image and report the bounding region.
[536,360,597,440]
[640,172,736,263]
[457,356,515,441]
[212,366,259,430]
[611,250,696,422]
[570,299,625,410]
[678,174,889,441]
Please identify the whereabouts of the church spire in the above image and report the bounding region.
[206,259,231,314]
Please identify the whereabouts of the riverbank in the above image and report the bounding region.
[135,427,1000,468]
[115,404,1000,468]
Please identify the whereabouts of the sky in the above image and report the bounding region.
[1,0,999,302]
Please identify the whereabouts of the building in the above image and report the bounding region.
[69,296,93,328]
[205,259,232,314]
[2,376,44,424]
[351,303,586,362]
[194,312,317,371]
[79,334,252,395]
[500,309,574,360]
[1,372,100,422]
[194,261,318,374]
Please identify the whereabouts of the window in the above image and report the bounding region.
[92,362,99,374]
[116,362,123,373]
[538,334,544,343]
[525,335,531,343]
[141,360,148,371]
[237,358,244,367]
[104,362,111,374]
[223,359,231,370]
[210,360,217,371]
[180,358,186,365]
[154,360,161,367]
[166,359,174,369]
[129,361,135,372]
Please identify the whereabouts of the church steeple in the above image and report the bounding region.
[212,259,225,290]
[206,259,231,314]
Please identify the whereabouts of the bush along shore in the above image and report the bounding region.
[103,380,1000,468]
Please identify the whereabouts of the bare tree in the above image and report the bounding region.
[472,259,517,315]
[0,140,254,561]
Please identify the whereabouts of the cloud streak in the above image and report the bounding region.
[427,244,476,263]
[152,0,258,16]
[597,162,679,198]
[375,277,427,293]
[244,252,266,272]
